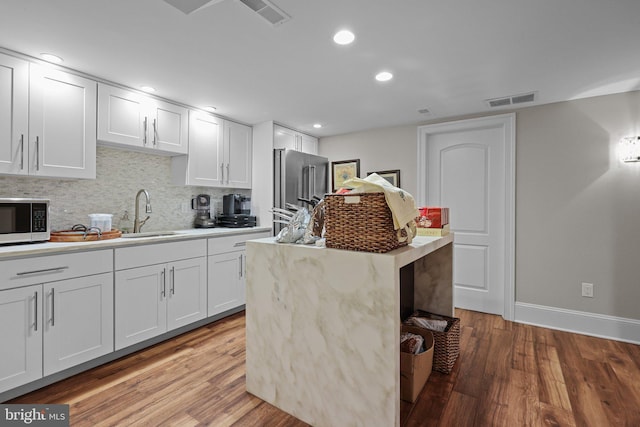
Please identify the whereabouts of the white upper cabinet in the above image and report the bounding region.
[172,110,252,188]
[273,124,318,154]
[97,83,188,155]
[29,66,97,179]
[225,120,252,188]
[0,54,96,179]
[0,53,28,176]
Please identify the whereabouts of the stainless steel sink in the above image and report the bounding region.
[120,231,180,239]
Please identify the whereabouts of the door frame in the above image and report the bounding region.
[417,113,516,320]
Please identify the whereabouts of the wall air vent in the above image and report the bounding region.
[239,0,290,26]
[486,91,537,108]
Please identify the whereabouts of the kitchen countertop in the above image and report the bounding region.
[0,227,272,260]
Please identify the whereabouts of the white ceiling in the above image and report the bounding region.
[1,0,640,137]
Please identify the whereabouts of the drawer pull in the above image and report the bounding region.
[233,241,246,247]
[16,266,69,276]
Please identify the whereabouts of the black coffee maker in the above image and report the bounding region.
[222,194,251,215]
[219,194,255,227]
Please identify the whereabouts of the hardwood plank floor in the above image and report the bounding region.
[9,309,640,426]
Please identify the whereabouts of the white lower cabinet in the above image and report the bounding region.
[114,240,207,350]
[0,250,113,394]
[208,231,270,316]
[43,273,113,376]
[0,285,42,393]
[208,251,245,315]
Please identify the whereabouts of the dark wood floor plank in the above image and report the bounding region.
[7,309,640,427]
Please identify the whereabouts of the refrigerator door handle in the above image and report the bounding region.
[307,165,313,201]
[310,165,317,199]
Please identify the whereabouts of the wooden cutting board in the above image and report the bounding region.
[49,229,122,242]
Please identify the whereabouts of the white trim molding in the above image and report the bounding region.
[515,302,640,345]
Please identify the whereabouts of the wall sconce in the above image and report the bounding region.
[620,136,640,162]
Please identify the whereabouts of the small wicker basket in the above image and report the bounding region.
[324,192,408,253]
[405,310,460,374]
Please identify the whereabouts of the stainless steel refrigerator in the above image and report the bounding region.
[274,148,329,233]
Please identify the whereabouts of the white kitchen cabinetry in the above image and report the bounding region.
[0,250,113,394]
[207,231,270,316]
[274,124,318,155]
[172,111,252,188]
[114,240,207,350]
[97,83,188,155]
[0,285,42,393]
[0,53,97,178]
[0,53,28,175]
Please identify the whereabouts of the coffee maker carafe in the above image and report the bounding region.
[191,194,216,228]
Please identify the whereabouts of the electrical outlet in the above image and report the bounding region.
[581,282,594,298]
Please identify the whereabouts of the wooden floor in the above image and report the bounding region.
[10,309,640,426]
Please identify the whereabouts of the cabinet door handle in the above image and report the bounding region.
[170,266,175,295]
[220,163,224,182]
[226,163,230,184]
[238,254,243,279]
[34,291,38,332]
[16,266,69,276]
[20,134,25,170]
[161,268,166,298]
[50,288,55,327]
[35,136,40,171]
[152,118,157,146]
[143,117,148,145]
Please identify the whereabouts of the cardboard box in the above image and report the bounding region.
[416,224,450,237]
[416,207,449,228]
[400,325,434,402]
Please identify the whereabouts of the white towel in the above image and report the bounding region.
[343,173,419,237]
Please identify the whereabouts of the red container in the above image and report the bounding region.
[416,207,449,228]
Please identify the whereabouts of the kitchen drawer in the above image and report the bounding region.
[0,250,113,290]
[208,231,271,255]
[115,239,207,270]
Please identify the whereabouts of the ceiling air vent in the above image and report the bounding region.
[239,0,290,26]
[163,0,224,15]
[486,91,537,108]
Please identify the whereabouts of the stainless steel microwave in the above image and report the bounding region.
[0,198,50,244]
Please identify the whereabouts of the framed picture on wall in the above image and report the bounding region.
[331,159,360,192]
[367,169,401,187]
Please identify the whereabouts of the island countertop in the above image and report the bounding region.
[245,235,453,427]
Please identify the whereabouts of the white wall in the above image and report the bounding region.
[320,90,640,322]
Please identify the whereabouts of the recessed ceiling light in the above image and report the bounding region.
[313,123,322,129]
[140,86,156,93]
[203,106,217,112]
[40,53,63,63]
[333,30,355,45]
[375,71,393,82]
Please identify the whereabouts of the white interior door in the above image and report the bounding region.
[418,114,515,319]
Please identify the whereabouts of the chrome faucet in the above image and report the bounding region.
[134,189,152,233]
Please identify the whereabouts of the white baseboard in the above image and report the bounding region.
[514,302,640,345]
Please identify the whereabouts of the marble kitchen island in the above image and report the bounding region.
[245,234,454,427]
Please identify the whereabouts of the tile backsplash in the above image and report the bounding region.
[0,146,250,232]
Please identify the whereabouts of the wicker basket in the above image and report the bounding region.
[324,193,408,253]
[405,310,460,374]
